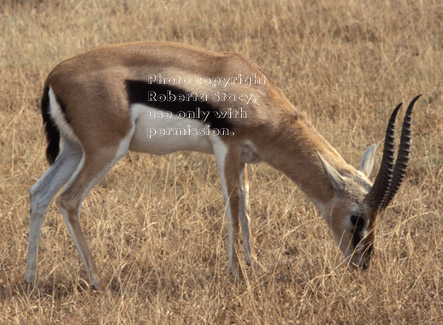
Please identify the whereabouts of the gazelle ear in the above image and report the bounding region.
[359,144,376,177]
[317,152,346,193]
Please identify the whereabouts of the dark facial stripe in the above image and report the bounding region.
[366,243,374,256]
[352,231,362,250]
[351,215,365,249]
[125,80,233,131]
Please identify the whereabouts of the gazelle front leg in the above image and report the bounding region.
[238,163,259,267]
[213,139,255,278]
[212,139,241,277]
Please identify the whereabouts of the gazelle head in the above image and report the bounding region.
[318,95,421,269]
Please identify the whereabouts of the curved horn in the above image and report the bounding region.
[364,102,402,211]
[381,95,421,208]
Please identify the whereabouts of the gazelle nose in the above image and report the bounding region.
[362,261,369,270]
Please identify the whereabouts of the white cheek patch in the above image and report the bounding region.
[361,229,369,240]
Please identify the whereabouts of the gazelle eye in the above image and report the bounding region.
[350,215,365,231]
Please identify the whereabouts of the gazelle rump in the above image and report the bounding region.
[26,42,420,290]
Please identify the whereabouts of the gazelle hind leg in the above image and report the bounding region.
[25,140,83,287]
[57,139,131,290]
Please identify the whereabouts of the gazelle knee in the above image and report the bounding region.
[56,191,80,220]
[29,185,48,218]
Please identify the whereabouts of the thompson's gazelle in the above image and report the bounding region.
[26,42,420,290]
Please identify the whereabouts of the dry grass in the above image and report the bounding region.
[0,0,442,323]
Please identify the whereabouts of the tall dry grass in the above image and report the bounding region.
[0,0,441,323]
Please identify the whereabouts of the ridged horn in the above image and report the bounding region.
[364,102,402,211]
[381,95,421,208]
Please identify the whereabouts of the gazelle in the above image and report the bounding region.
[26,42,420,290]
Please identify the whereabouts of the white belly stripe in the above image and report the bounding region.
[128,104,215,155]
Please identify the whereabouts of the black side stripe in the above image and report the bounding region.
[125,80,233,131]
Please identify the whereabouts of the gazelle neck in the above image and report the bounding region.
[254,112,351,214]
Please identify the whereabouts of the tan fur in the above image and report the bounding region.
[47,41,354,207]
[27,42,378,290]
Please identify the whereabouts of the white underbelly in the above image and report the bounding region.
[128,104,214,155]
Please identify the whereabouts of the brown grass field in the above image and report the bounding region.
[0,0,442,323]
